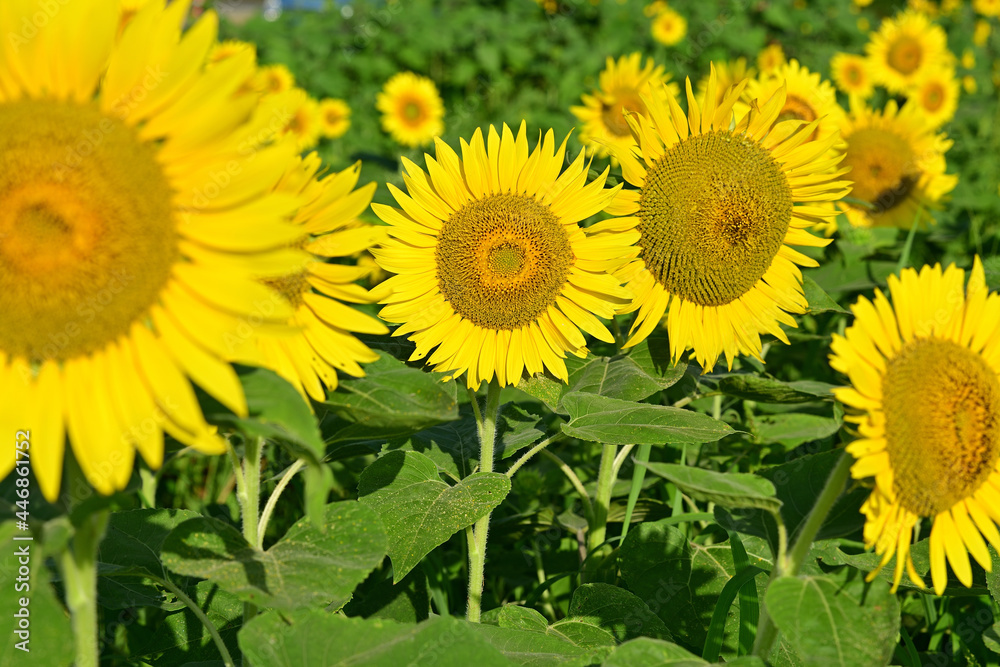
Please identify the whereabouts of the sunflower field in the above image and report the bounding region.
[4,0,1000,665]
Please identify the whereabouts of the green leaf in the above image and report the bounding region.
[497,605,550,632]
[471,623,612,665]
[625,331,688,390]
[497,403,547,459]
[718,375,836,403]
[567,583,673,643]
[765,574,900,666]
[323,352,459,444]
[755,413,841,447]
[619,521,772,656]
[240,611,515,667]
[602,638,768,666]
[342,567,430,623]
[560,393,735,446]
[801,276,849,314]
[640,462,782,515]
[209,367,325,464]
[562,353,681,403]
[130,581,242,663]
[357,450,510,582]
[0,522,73,667]
[161,501,387,610]
[517,374,564,412]
[98,508,201,579]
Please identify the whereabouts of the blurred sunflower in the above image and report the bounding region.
[372,123,638,388]
[571,53,680,161]
[258,156,386,401]
[605,67,848,370]
[740,59,845,153]
[907,67,959,128]
[282,89,322,152]
[650,6,686,46]
[831,259,1000,595]
[0,0,306,498]
[255,63,296,96]
[867,10,953,93]
[975,19,992,47]
[318,98,351,139]
[696,57,754,107]
[377,72,444,148]
[830,53,875,99]
[837,99,957,228]
[757,44,787,74]
[975,0,1000,17]
[209,39,255,65]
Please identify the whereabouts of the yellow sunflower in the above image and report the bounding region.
[975,19,992,47]
[740,59,846,153]
[696,57,754,108]
[975,0,1000,17]
[372,123,639,388]
[281,89,322,153]
[757,44,787,74]
[209,39,256,66]
[258,155,386,401]
[830,53,876,99]
[831,259,1000,595]
[605,66,849,370]
[906,66,959,129]
[376,72,445,148]
[318,98,351,139]
[866,10,953,94]
[570,53,680,161]
[837,98,957,229]
[651,7,687,47]
[255,63,296,96]
[0,0,306,498]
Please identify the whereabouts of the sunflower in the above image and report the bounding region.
[975,0,1000,17]
[906,66,959,129]
[255,63,296,96]
[571,53,680,161]
[831,259,1000,595]
[830,53,875,99]
[740,59,846,153]
[605,66,848,370]
[209,40,256,66]
[651,7,687,47]
[282,89,322,152]
[757,44,787,74]
[376,72,445,148]
[318,98,351,139]
[257,155,386,401]
[372,123,638,388]
[696,57,754,108]
[836,98,957,229]
[975,19,992,47]
[866,10,953,94]
[0,0,307,499]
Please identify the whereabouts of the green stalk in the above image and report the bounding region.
[155,575,236,667]
[752,450,852,659]
[467,379,502,622]
[60,507,109,667]
[229,438,264,632]
[587,444,618,553]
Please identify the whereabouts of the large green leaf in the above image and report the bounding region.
[718,375,836,404]
[0,521,73,667]
[358,450,510,582]
[640,462,781,515]
[562,352,684,403]
[602,637,768,666]
[754,413,841,447]
[161,501,386,611]
[560,393,735,446]
[472,622,613,665]
[568,583,672,643]
[98,508,201,579]
[619,521,771,657]
[208,367,325,464]
[240,611,515,667]
[765,575,900,667]
[625,331,688,390]
[323,352,459,444]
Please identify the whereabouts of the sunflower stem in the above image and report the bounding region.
[587,444,619,554]
[752,449,852,659]
[231,437,264,636]
[467,379,502,622]
[258,459,307,543]
[60,505,109,667]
